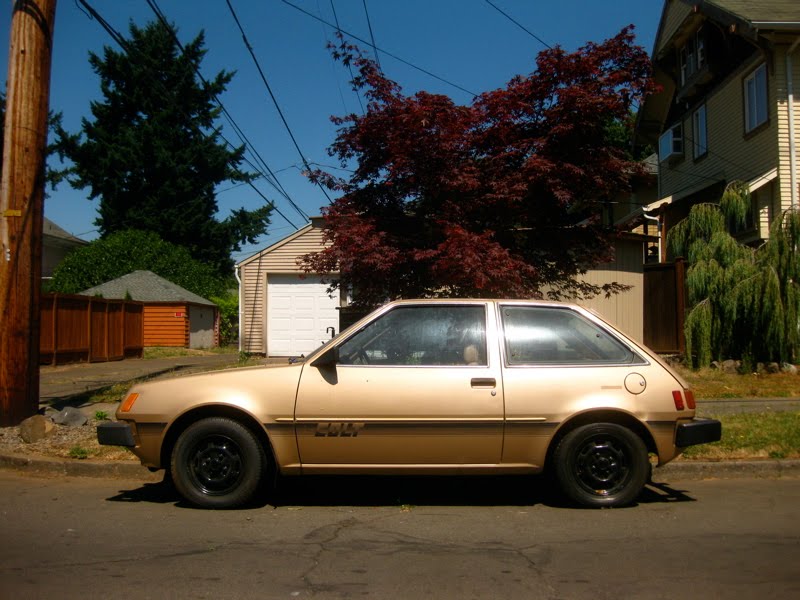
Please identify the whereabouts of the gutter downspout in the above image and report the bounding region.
[234,264,243,353]
[788,37,800,210]
[643,212,662,262]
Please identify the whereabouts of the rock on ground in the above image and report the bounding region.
[19,415,55,443]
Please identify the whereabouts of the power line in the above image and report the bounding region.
[224,0,332,204]
[75,0,128,48]
[280,0,477,98]
[483,0,552,50]
[361,0,381,71]
[145,0,310,223]
[330,0,365,114]
[316,0,351,116]
[73,0,302,236]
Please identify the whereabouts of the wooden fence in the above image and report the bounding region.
[643,259,686,354]
[40,294,144,365]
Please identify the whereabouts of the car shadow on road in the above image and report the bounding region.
[270,474,553,508]
[105,478,184,505]
[104,474,696,509]
[104,474,552,508]
[639,481,697,504]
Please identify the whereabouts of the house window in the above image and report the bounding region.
[680,28,706,86]
[696,33,705,71]
[744,63,768,132]
[692,105,707,158]
[658,123,683,161]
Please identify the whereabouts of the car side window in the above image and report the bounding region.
[338,305,487,366]
[501,306,638,365]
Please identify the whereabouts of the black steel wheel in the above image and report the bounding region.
[171,417,265,509]
[553,423,649,508]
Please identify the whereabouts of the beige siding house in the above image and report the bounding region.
[236,217,343,356]
[575,237,647,342]
[637,0,800,255]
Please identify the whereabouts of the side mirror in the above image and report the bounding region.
[310,345,339,368]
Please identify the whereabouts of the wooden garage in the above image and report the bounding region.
[81,270,219,349]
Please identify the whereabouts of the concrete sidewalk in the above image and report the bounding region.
[39,353,245,411]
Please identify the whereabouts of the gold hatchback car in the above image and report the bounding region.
[98,299,721,509]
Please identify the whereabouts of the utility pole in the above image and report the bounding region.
[0,0,57,426]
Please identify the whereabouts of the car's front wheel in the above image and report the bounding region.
[171,417,265,509]
[553,423,649,508]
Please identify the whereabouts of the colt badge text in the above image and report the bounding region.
[315,422,365,437]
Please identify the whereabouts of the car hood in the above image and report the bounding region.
[119,362,305,422]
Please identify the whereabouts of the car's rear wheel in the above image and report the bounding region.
[171,417,265,509]
[553,423,649,508]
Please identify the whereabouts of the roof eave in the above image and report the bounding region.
[236,222,314,268]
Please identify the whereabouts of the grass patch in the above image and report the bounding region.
[681,411,800,460]
[69,445,90,460]
[84,381,137,405]
[675,366,800,399]
[143,346,238,359]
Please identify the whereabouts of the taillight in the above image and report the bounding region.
[685,389,696,409]
[672,390,685,410]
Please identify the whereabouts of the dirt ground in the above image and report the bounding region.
[0,417,135,462]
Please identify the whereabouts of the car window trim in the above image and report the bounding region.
[333,301,493,368]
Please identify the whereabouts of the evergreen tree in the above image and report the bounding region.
[668,183,800,368]
[55,20,270,275]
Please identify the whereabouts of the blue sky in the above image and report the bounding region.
[0,0,663,262]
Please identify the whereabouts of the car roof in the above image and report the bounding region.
[386,298,580,309]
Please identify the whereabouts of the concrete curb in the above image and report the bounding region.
[654,459,800,481]
[1,451,799,482]
[0,453,162,481]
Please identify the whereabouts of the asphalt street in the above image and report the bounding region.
[0,472,798,599]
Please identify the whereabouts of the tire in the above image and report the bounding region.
[553,423,649,508]
[171,417,266,509]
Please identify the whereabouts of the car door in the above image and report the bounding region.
[294,302,504,468]
[498,304,650,467]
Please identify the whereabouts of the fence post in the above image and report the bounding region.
[104,299,109,361]
[50,294,58,366]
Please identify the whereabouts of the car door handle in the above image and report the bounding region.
[471,378,496,388]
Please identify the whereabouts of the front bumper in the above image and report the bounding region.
[676,418,722,448]
[97,421,136,447]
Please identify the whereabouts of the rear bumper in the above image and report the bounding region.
[676,418,722,448]
[97,421,136,447]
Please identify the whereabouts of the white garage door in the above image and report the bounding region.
[267,274,340,357]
